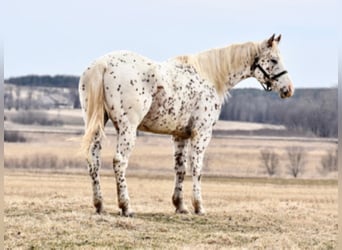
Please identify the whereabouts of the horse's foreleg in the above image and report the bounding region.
[113,125,136,217]
[190,132,211,215]
[87,131,104,213]
[172,137,189,214]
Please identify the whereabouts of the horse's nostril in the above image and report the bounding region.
[280,87,291,99]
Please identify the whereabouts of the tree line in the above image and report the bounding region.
[219,88,337,137]
[6,75,80,88]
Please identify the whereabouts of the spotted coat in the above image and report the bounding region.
[79,35,293,216]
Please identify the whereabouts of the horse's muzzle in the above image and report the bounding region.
[280,84,294,99]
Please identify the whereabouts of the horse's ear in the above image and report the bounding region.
[275,34,281,43]
[267,34,276,47]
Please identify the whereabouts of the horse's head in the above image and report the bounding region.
[252,34,294,98]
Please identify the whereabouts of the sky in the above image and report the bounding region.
[2,0,337,88]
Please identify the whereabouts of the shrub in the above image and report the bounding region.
[259,149,279,176]
[10,111,63,126]
[320,148,338,173]
[286,146,306,178]
[4,154,85,169]
[4,131,26,142]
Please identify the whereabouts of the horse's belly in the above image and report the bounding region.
[138,116,177,134]
[138,120,176,134]
[138,105,192,138]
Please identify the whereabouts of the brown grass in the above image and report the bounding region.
[5,171,337,249]
[4,124,338,248]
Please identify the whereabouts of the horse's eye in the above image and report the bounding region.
[270,59,278,64]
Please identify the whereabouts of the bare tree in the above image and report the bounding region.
[320,148,338,174]
[69,88,81,109]
[25,88,33,110]
[286,146,306,178]
[15,87,21,110]
[260,149,279,176]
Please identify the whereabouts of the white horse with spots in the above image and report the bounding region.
[79,34,293,216]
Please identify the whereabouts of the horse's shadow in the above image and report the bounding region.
[104,211,210,225]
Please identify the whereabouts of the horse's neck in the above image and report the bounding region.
[224,64,252,90]
[184,42,260,98]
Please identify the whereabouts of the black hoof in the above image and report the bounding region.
[94,201,103,214]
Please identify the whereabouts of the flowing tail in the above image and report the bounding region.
[79,60,107,159]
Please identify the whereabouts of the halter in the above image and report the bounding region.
[251,57,288,92]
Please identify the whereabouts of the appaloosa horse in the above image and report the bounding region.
[79,34,293,216]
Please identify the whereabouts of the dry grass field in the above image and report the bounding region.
[5,171,337,249]
[4,115,338,249]
[4,129,338,178]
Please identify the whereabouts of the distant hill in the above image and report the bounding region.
[5,75,79,88]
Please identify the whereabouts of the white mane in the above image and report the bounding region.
[175,42,262,96]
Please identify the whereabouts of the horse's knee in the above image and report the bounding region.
[112,155,120,169]
[113,155,128,172]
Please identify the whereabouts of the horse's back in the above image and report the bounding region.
[81,50,220,137]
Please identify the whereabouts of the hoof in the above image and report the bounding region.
[194,210,206,216]
[175,207,190,214]
[192,198,205,215]
[120,207,134,217]
[120,211,134,217]
[118,200,133,217]
[94,200,103,214]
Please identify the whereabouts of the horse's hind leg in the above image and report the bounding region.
[172,136,189,214]
[86,112,108,214]
[113,123,137,217]
[87,131,104,213]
